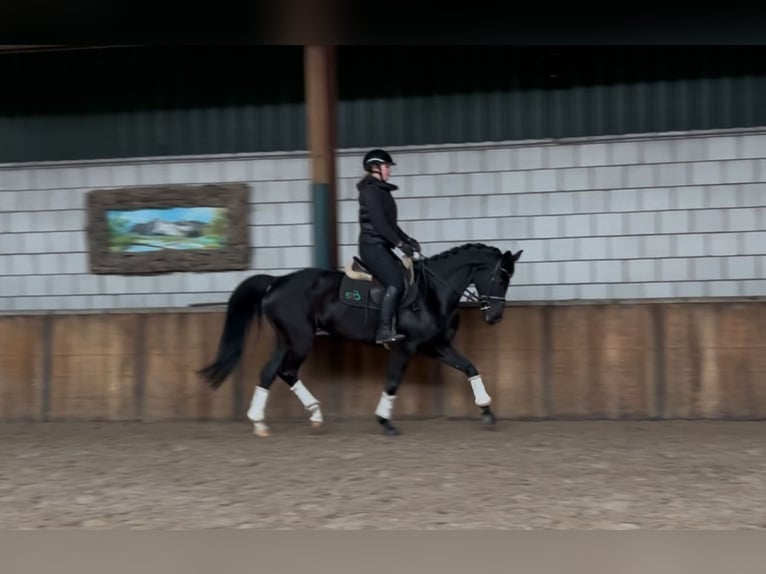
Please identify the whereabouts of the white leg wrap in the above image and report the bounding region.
[375,392,396,420]
[469,375,492,407]
[247,387,269,422]
[291,380,323,423]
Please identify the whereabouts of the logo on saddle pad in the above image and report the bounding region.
[340,257,417,311]
[343,289,362,302]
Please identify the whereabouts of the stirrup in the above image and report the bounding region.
[376,330,405,344]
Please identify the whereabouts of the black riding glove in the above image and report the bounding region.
[397,241,415,257]
[406,237,422,253]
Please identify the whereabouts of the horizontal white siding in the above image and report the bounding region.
[336,129,766,303]
[0,154,314,310]
[1,127,765,311]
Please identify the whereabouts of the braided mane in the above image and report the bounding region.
[425,242,502,262]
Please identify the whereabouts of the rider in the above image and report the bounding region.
[357,148,422,345]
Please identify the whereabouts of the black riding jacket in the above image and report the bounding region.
[357,174,412,249]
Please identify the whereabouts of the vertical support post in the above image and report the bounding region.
[304,45,338,270]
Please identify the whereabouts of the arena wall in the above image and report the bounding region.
[1,126,764,422]
[1,301,764,422]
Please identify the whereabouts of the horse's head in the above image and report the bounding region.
[421,243,523,324]
[472,248,523,325]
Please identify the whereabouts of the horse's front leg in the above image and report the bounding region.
[433,343,495,426]
[375,347,413,436]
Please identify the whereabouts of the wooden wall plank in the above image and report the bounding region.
[0,316,44,420]
[143,312,232,420]
[491,307,546,419]
[606,306,657,418]
[714,303,759,418]
[49,314,138,420]
[548,305,656,418]
[663,302,766,418]
[747,303,766,418]
[548,306,591,417]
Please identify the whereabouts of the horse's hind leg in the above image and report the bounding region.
[278,342,323,432]
[247,346,286,437]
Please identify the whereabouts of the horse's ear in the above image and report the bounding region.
[503,249,522,265]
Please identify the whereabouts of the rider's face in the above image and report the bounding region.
[377,163,392,181]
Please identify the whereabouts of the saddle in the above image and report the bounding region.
[339,255,418,311]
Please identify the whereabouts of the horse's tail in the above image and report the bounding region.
[197,273,276,389]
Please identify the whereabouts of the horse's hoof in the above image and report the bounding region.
[377,416,400,436]
[310,421,323,433]
[481,410,496,427]
[253,422,270,437]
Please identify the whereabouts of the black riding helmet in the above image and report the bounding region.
[363,148,396,172]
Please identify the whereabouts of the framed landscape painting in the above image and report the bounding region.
[87,183,251,274]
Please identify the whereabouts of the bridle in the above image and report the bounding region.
[415,252,509,312]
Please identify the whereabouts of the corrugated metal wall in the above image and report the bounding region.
[1,46,766,163]
[0,46,306,162]
[335,46,766,146]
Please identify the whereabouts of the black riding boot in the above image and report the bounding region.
[376,286,406,344]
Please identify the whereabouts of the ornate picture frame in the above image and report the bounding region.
[86,183,251,274]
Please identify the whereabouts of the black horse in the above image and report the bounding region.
[198,242,523,436]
